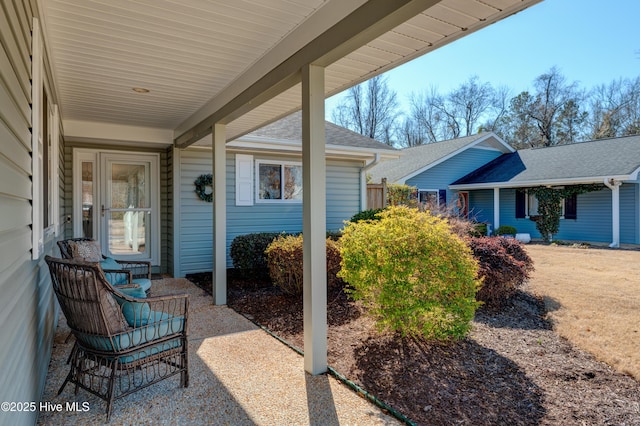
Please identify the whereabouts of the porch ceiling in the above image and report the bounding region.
[40,0,542,145]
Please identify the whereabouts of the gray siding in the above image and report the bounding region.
[406,147,502,205]
[0,2,60,425]
[489,184,639,244]
[176,149,362,276]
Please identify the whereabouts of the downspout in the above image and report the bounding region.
[603,177,622,248]
[360,153,382,211]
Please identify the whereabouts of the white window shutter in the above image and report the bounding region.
[235,154,253,206]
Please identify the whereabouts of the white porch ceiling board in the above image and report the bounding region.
[41,0,324,129]
[38,0,542,142]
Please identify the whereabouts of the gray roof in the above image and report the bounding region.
[368,133,506,183]
[247,111,396,152]
[453,134,640,188]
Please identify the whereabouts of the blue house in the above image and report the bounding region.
[173,112,398,277]
[369,133,640,247]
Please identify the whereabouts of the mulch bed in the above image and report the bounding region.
[187,271,640,425]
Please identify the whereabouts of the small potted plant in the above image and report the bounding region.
[495,225,517,238]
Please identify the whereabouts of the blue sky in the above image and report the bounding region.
[326,0,640,116]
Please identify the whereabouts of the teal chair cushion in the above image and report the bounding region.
[83,314,185,363]
[100,257,127,285]
[132,278,152,293]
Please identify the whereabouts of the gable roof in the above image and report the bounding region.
[229,112,398,158]
[367,132,514,183]
[451,134,640,189]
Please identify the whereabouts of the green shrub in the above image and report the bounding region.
[350,208,385,223]
[230,232,285,277]
[468,236,534,308]
[387,184,417,207]
[265,235,343,296]
[338,205,481,340]
[469,222,488,238]
[495,225,517,236]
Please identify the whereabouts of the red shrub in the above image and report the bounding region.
[468,237,534,308]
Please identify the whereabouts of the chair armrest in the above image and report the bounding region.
[115,260,152,280]
[102,269,133,285]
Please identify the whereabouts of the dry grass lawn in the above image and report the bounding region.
[526,243,640,381]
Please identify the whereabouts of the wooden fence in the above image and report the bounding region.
[366,178,387,210]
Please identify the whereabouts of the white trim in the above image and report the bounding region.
[72,149,161,264]
[172,147,182,278]
[450,174,634,190]
[417,189,440,206]
[604,178,622,248]
[302,63,327,375]
[493,188,500,231]
[228,137,399,159]
[51,105,61,236]
[31,18,43,259]
[398,133,514,184]
[212,126,227,305]
[72,150,98,239]
[255,159,303,203]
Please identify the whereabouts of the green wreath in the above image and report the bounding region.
[194,174,213,202]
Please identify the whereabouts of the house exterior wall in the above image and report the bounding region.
[471,184,639,244]
[406,148,502,206]
[0,2,62,425]
[174,149,363,276]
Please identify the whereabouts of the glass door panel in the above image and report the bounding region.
[81,161,95,238]
[102,157,152,260]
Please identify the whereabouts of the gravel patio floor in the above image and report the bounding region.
[37,278,399,426]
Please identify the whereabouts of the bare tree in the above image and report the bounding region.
[447,76,495,136]
[588,76,640,139]
[506,67,585,146]
[408,87,446,143]
[331,75,399,145]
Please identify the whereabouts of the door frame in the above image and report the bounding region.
[73,148,161,265]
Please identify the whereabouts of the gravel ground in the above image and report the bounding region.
[36,278,399,426]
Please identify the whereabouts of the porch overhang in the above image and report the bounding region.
[449,174,636,191]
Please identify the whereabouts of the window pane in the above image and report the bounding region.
[259,164,282,199]
[108,211,146,254]
[111,164,147,208]
[81,162,94,238]
[528,194,539,216]
[284,165,302,200]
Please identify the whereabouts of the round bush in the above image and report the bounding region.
[468,236,534,308]
[265,235,343,296]
[338,205,481,340]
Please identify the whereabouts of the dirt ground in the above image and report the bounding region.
[188,251,640,426]
[525,243,640,381]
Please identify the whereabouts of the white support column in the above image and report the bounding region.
[493,187,500,233]
[212,124,227,304]
[302,63,327,375]
[604,178,621,248]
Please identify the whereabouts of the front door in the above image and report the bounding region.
[73,149,160,264]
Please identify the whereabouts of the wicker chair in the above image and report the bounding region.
[57,238,152,293]
[45,256,189,420]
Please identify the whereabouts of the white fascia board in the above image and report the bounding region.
[449,175,633,190]
[227,137,399,160]
[64,120,173,147]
